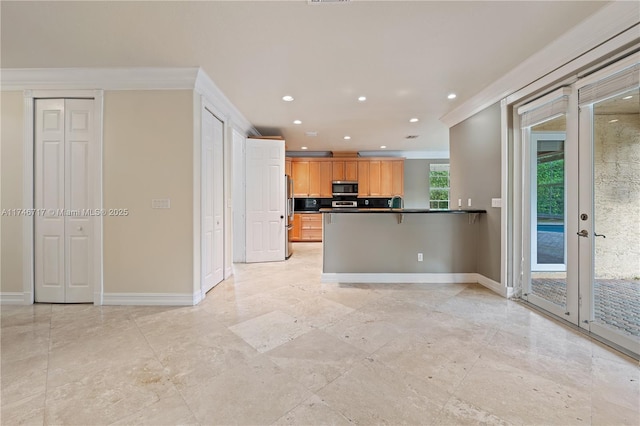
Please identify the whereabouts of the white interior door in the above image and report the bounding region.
[245,138,285,263]
[202,107,225,294]
[35,98,95,303]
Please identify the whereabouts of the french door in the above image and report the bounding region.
[520,55,639,356]
[576,58,639,355]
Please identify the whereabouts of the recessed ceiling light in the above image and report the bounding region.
[623,95,633,100]
[343,136,351,140]
[301,146,308,150]
[358,96,367,102]
[447,93,457,100]
[293,120,302,125]
[282,95,294,102]
[380,145,387,149]
[409,118,419,123]
[608,119,619,123]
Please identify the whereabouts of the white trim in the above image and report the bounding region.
[194,69,257,137]
[23,90,103,305]
[192,91,202,301]
[442,2,640,127]
[499,99,509,290]
[22,92,34,304]
[476,274,513,299]
[1,68,199,91]
[102,292,198,306]
[321,272,510,297]
[0,293,27,305]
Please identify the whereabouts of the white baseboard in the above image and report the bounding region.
[321,273,478,284]
[0,292,27,305]
[102,292,198,306]
[321,272,511,298]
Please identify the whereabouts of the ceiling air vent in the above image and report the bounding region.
[305,131,318,137]
[405,135,419,139]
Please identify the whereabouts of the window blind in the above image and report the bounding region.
[518,87,570,129]
[578,63,639,106]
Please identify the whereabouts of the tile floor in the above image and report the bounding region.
[2,243,639,425]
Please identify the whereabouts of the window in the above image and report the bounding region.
[429,163,450,210]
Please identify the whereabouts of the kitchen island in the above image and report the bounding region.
[320,208,487,284]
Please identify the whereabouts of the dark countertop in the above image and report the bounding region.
[318,208,487,214]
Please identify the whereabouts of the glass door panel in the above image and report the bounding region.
[588,87,640,350]
[527,116,569,316]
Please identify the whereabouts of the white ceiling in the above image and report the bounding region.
[1,0,610,155]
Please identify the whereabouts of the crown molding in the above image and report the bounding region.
[441,1,640,128]
[1,66,258,135]
[0,67,200,91]
[194,69,257,136]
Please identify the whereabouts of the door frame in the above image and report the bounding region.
[23,90,104,305]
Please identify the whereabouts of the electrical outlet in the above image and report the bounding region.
[417,253,423,262]
[467,198,472,207]
[491,198,502,208]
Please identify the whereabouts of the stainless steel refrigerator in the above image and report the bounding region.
[285,174,294,259]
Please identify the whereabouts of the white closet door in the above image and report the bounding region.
[202,108,224,294]
[35,99,94,303]
[35,99,66,302]
[64,99,94,302]
[245,138,285,263]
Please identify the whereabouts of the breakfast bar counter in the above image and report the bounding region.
[320,209,487,282]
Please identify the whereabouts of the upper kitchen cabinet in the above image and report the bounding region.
[285,157,292,177]
[292,160,310,197]
[291,158,333,198]
[332,160,358,181]
[358,158,404,197]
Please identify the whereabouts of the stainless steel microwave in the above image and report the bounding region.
[332,181,358,196]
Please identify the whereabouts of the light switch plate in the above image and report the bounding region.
[152,198,171,209]
[491,198,502,208]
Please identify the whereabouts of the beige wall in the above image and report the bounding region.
[103,90,193,294]
[594,113,640,279]
[0,91,25,293]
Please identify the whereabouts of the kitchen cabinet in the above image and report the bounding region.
[357,161,370,196]
[285,157,292,177]
[308,161,321,196]
[332,160,358,181]
[358,159,404,197]
[292,161,310,197]
[319,161,333,197]
[291,213,301,241]
[291,213,322,242]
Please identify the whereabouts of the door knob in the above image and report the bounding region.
[577,229,588,237]
[77,226,83,231]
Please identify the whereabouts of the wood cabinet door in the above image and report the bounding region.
[369,160,381,196]
[345,161,358,181]
[380,160,393,196]
[292,161,310,196]
[332,161,345,181]
[308,161,321,197]
[391,160,404,196]
[320,161,333,197]
[285,158,292,177]
[358,161,370,196]
[292,213,301,241]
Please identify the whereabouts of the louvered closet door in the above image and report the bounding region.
[35,99,94,303]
